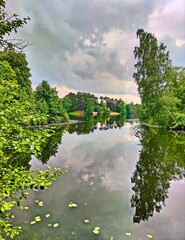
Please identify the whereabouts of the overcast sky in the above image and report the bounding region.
[7,0,185,103]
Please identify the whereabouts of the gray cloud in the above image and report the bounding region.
[7,0,185,102]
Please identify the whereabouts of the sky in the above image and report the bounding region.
[7,0,185,103]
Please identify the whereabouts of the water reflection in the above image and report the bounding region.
[11,120,185,240]
[131,126,185,223]
[7,116,128,167]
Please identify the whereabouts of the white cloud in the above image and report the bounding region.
[148,0,185,45]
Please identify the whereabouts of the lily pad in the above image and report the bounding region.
[38,201,43,207]
[45,214,50,218]
[84,219,90,223]
[35,200,39,203]
[68,202,78,208]
[53,223,59,228]
[126,232,132,236]
[24,206,29,210]
[24,192,29,195]
[31,221,36,225]
[93,229,100,235]
[94,227,100,230]
[93,227,100,235]
[147,234,153,239]
[35,216,41,222]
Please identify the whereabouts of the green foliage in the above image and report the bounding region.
[0,55,67,240]
[133,29,185,129]
[0,138,67,239]
[0,50,32,95]
[118,101,126,116]
[85,98,94,115]
[62,96,72,112]
[63,92,98,112]
[0,0,30,50]
[34,80,68,123]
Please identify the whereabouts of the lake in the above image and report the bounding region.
[12,119,185,240]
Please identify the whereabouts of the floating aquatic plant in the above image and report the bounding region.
[35,216,41,222]
[93,227,100,235]
[147,234,153,239]
[38,201,43,207]
[125,232,132,236]
[53,223,59,228]
[68,202,78,208]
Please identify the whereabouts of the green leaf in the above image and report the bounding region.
[31,221,36,225]
[24,206,29,210]
[147,234,153,239]
[45,214,50,218]
[84,219,90,223]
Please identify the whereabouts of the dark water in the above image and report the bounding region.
[13,119,185,240]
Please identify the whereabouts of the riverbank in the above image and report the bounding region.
[69,110,120,117]
[22,120,82,128]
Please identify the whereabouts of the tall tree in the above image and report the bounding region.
[133,29,171,123]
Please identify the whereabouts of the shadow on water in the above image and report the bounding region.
[131,126,185,223]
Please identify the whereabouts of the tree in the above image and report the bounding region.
[62,95,72,112]
[133,29,172,124]
[118,101,126,116]
[34,80,68,122]
[0,50,32,95]
[85,98,94,115]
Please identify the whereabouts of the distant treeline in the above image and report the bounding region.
[0,49,138,126]
[63,92,138,118]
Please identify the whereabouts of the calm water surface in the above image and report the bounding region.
[13,120,185,240]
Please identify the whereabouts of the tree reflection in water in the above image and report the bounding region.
[131,126,185,223]
[8,116,127,167]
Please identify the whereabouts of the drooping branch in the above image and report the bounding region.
[0,1,31,51]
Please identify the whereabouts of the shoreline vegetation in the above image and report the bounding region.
[133,29,185,131]
[69,110,120,117]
